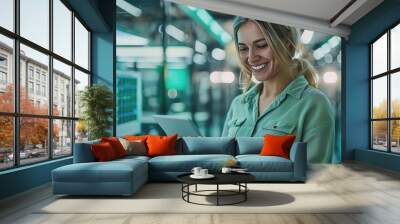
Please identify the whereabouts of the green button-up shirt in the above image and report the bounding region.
[222,75,335,163]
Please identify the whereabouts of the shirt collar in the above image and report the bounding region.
[281,74,309,100]
[241,74,309,104]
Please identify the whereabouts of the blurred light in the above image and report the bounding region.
[313,49,324,60]
[193,53,206,65]
[323,71,338,84]
[177,5,232,45]
[221,72,235,83]
[166,25,186,42]
[211,48,225,61]
[300,30,314,44]
[323,54,333,64]
[117,30,148,46]
[210,21,223,35]
[197,9,212,25]
[167,89,178,99]
[117,46,193,61]
[313,36,341,61]
[116,0,141,17]
[210,71,235,84]
[221,32,232,43]
[328,36,341,48]
[337,51,342,64]
[170,102,185,112]
[195,40,207,53]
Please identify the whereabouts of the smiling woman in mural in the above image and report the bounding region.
[222,17,335,163]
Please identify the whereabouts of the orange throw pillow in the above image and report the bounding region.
[259,134,296,159]
[101,137,127,158]
[124,135,148,142]
[146,134,177,157]
[91,142,117,161]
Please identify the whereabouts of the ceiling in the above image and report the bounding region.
[166,0,384,37]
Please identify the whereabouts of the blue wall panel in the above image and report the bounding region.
[92,32,114,87]
[346,0,400,170]
[0,158,72,199]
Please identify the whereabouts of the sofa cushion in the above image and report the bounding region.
[180,137,235,155]
[53,158,147,183]
[148,154,235,172]
[91,142,118,161]
[236,155,293,172]
[147,134,178,157]
[260,134,296,159]
[236,137,263,155]
[101,137,127,158]
[119,138,147,156]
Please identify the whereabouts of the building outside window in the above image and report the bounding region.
[28,81,34,94]
[0,0,91,170]
[28,66,34,80]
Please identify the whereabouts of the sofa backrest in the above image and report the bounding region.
[235,137,263,155]
[178,137,235,155]
[73,139,100,163]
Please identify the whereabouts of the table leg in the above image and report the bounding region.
[217,184,219,206]
[245,183,247,201]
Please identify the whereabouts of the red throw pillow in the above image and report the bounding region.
[146,134,178,157]
[259,134,296,159]
[101,137,127,158]
[124,135,148,142]
[91,142,117,161]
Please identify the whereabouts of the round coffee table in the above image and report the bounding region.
[177,173,255,206]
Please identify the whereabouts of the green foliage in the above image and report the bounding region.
[79,84,113,140]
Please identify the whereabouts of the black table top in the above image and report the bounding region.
[177,172,255,185]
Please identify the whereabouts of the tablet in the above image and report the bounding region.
[152,115,202,137]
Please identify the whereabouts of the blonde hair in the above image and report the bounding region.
[232,17,318,92]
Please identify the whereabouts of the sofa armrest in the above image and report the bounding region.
[73,141,99,163]
[289,142,307,181]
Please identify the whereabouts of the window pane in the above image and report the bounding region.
[391,72,400,118]
[75,120,88,143]
[20,44,49,115]
[74,18,89,70]
[0,0,14,31]
[20,0,49,49]
[20,117,49,165]
[372,33,387,76]
[53,119,72,158]
[0,116,13,170]
[53,59,72,117]
[391,120,400,153]
[391,24,400,70]
[53,0,72,60]
[372,121,388,151]
[74,69,89,118]
[0,34,14,112]
[372,77,387,119]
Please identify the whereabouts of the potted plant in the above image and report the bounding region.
[79,84,113,140]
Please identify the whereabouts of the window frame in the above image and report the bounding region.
[370,19,400,154]
[0,0,92,171]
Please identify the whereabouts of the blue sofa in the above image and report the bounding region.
[52,137,307,196]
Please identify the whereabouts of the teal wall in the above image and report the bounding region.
[345,0,400,170]
[0,158,72,199]
[0,0,115,200]
[92,32,114,87]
